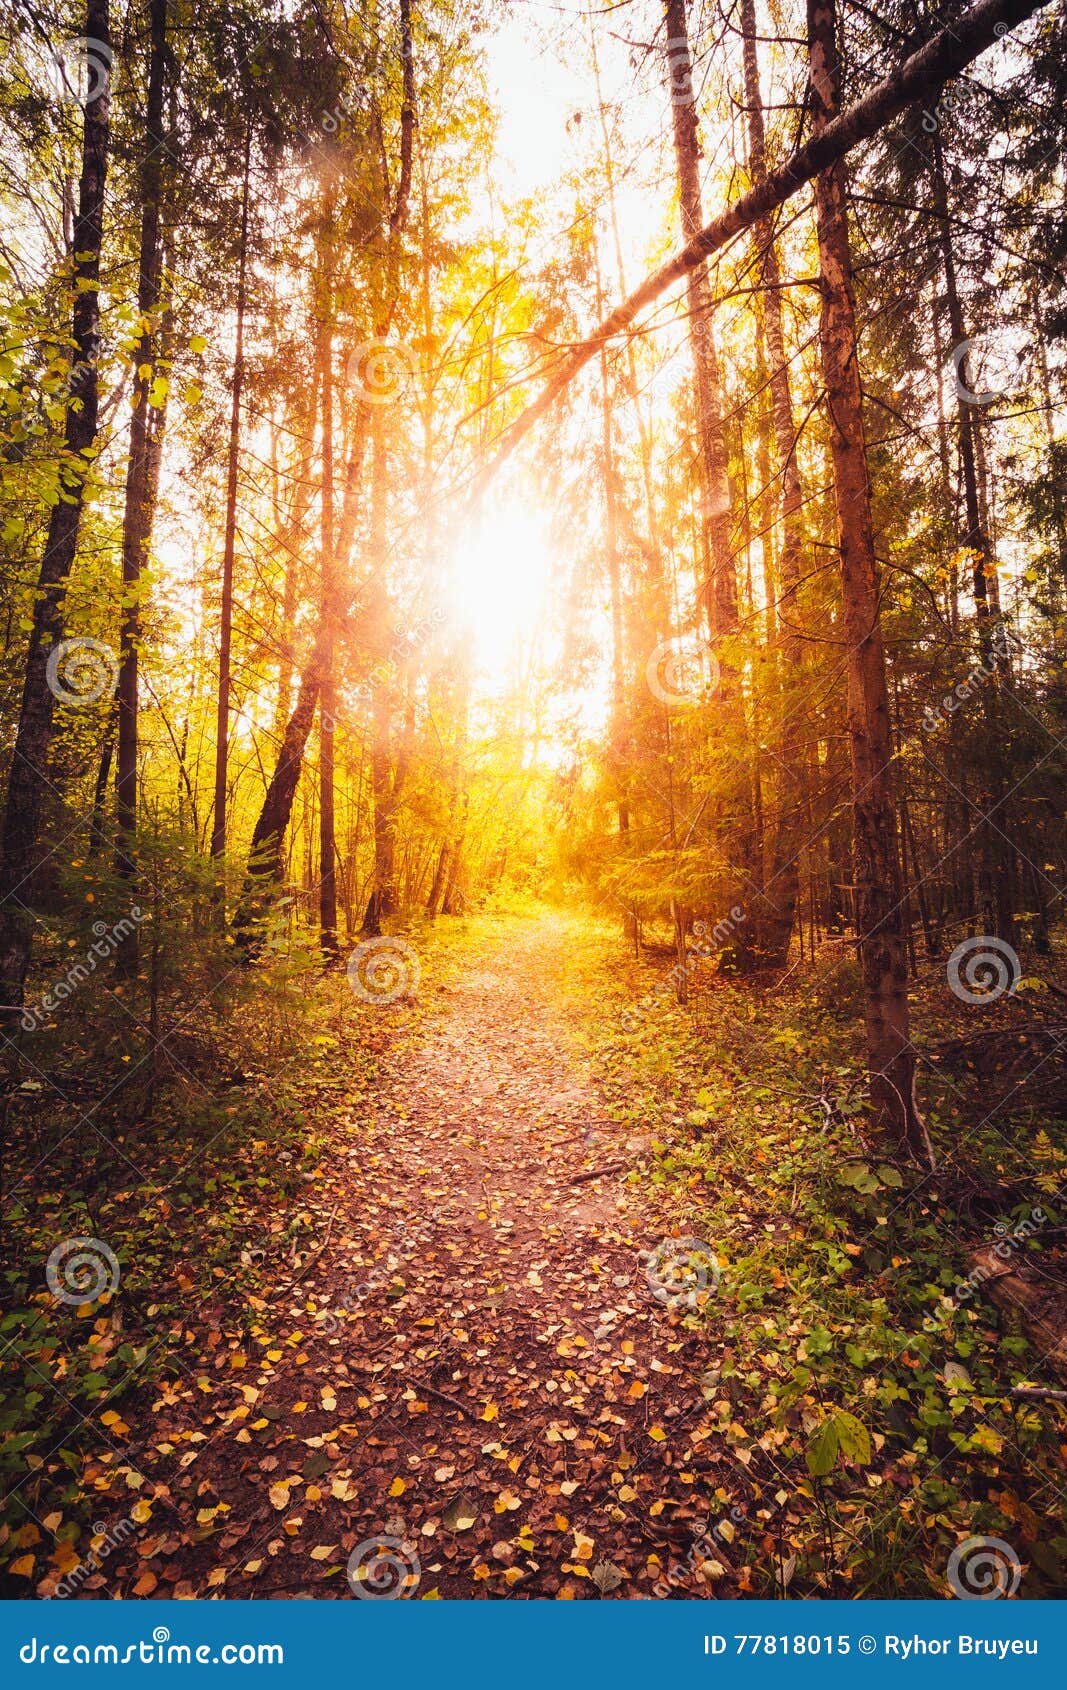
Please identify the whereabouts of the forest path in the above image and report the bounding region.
[120,909,731,1600]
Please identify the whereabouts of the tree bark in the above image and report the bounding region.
[210,123,252,874]
[115,0,169,976]
[0,0,111,1014]
[739,0,805,968]
[316,237,339,957]
[662,0,737,639]
[808,0,931,1163]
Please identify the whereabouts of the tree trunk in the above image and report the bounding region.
[808,0,931,1164]
[662,0,737,639]
[740,0,805,968]
[316,238,339,957]
[115,0,169,976]
[0,0,111,1015]
[210,124,252,876]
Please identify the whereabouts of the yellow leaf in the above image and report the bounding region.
[310,1545,336,1560]
[269,1483,290,1511]
[131,1499,153,1524]
[388,1477,406,1498]
[8,1555,35,1578]
[649,1427,667,1442]
[503,1566,525,1584]
[480,1402,498,1422]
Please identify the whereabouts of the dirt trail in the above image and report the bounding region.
[108,913,730,1599]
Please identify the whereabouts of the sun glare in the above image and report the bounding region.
[449,502,556,686]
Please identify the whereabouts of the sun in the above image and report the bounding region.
[448,498,556,688]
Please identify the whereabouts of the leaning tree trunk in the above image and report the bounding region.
[807,0,931,1164]
[116,0,169,977]
[0,0,111,1016]
[490,0,1045,478]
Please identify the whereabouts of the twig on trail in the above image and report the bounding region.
[1010,1386,1067,1403]
[570,1160,628,1185]
[267,1202,341,1302]
[408,1378,481,1421]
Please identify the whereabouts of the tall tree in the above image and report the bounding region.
[116,0,170,974]
[0,0,111,1014]
[662,0,737,641]
[807,0,930,1161]
[210,122,252,876]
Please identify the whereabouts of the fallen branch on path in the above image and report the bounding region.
[408,1378,481,1421]
[570,1161,628,1185]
